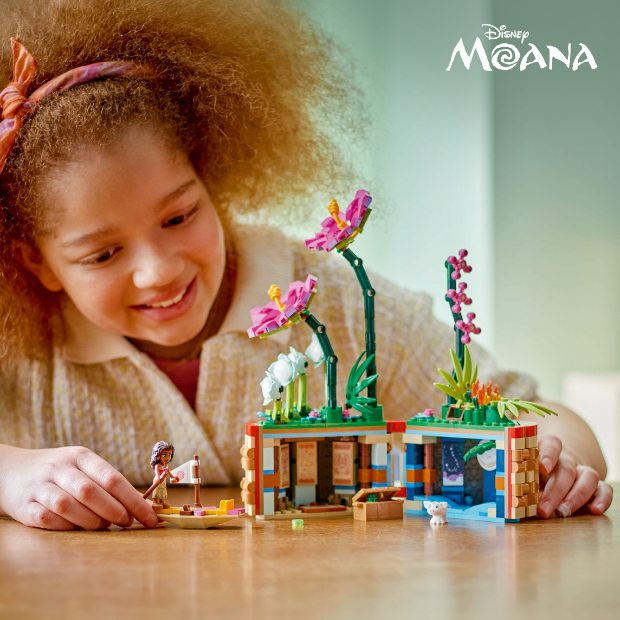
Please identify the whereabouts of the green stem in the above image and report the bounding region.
[339,248,377,402]
[445,260,465,406]
[285,382,295,417]
[303,312,338,409]
[296,373,308,413]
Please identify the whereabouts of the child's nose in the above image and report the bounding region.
[132,253,184,289]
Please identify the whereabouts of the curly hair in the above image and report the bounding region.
[150,441,174,469]
[0,0,367,363]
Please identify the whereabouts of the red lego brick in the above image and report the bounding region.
[387,420,406,433]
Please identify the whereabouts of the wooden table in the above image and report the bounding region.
[1,485,618,620]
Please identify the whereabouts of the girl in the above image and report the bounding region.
[0,0,611,531]
[149,441,179,509]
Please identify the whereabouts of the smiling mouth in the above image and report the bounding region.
[134,280,193,309]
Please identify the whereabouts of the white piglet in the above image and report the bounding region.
[424,501,448,525]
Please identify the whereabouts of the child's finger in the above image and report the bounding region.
[21,500,77,531]
[588,481,614,515]
[54,468,134,528]
[553,465,600,517]
[73,448,159,528]
[38,483,111,530]
[538,435,562,476]
[537,454,576,518]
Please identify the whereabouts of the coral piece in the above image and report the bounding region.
[446,249,472,280]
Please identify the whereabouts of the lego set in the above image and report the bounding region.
[240,190,558,524]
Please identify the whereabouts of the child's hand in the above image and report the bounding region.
[537,435,613,518]
[0,444,160,530]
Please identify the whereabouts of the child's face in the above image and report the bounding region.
[29,126,225,347]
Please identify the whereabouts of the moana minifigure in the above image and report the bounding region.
[149,441,180,509]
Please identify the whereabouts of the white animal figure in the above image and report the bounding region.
[260,371,281,406]
[305,334,325,368]
[288,347,308,375]
[268,354,296,387]
[424,501,448,525]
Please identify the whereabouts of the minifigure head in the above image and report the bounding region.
[150,441,175,468]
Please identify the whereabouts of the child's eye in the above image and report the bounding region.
[80,247,120,266]
[163,205,198,228]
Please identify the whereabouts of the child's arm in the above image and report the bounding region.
[533,401,613,518]
[0,444,160,530]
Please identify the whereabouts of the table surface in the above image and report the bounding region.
[1,484,618,620]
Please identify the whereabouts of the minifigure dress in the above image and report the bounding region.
[153,466,169,499]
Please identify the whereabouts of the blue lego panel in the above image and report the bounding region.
[497,449,505,473]
[406,443,424,466]
[442,439,464,502]
[483,467,496,503]
[496,500,505,519]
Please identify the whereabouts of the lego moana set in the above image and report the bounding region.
[240,190,558,524]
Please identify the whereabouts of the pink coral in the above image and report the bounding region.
[447,249,472,280]
[455,313,481,344]
[247,275,318,338]
[305,189,372,252]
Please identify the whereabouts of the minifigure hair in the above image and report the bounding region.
[150,441,175,469]
[0,0,367,364]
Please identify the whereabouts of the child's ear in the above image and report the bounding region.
[16,243,64,292]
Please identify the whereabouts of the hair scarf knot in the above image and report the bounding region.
[0,37,149,175]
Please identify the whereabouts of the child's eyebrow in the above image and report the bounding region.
[61,180,198,249]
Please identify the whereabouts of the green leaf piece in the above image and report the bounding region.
[438,368,459,391]
[505,401,520,418]
[472,361,478,383]
[463,346,472,386]
[450,349,463,385]
[464,441,496,462]
[433,383,460,400]
[497,401,506,418]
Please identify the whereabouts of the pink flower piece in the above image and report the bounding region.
[305,189,372,252]
[447,248,472,281]
[456,312,481,344]
[248,275,318,338]
[345,189,372,230]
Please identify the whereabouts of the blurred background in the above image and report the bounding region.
[295,0,620,478]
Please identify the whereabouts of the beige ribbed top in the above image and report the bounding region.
[0,226,536,485]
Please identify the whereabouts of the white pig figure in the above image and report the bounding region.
[424,501,448,525]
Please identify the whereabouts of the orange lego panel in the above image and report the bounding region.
[358,468,373,483]
[495,476,505,491]
[372,469,388,484]
[421,469,437,483]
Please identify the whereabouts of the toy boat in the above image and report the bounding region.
[143,455,244,529]
[156,512,238,529]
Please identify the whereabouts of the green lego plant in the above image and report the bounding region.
[345,351,378,415]
[464,441,495,461]
[495,399,559,419]
[434,346,478,406]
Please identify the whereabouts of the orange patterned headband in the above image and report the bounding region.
[0,38,148,174]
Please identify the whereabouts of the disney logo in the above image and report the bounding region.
[482,24,529,45]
